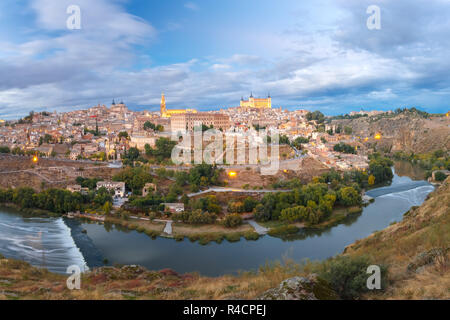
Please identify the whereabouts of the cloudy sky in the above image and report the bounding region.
[0,0,449,119]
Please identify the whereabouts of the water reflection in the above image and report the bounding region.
[394,160,427,181]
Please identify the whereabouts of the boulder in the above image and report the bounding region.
[407,247,449,273]
[257,274,338,300]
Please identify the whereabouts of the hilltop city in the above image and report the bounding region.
[0,93,385,172]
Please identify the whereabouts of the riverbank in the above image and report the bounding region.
[0,203,58,217]
[104,216,261,244]
[80,203,364,245]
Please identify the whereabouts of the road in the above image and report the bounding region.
[185,187,292,198]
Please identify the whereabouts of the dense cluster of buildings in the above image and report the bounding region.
[0,93,370,171]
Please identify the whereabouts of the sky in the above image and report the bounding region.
[0,0,450,119]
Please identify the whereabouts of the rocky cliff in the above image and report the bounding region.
[332,113,450,154]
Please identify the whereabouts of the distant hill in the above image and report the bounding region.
[331,111,450,154]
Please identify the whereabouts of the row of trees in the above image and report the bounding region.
[334,143,357,154]
[0,187,112,214]
[306,111,325,124]
[143,121,164,132]
[144,137,177,162]
[173,209,217,225]
[252,182,361,224]
[318,156,392,190]
[171,164,223,192]
[0,146,45,157]
[112,167,153,195]
[392,150,450,174]
[227,197,259,214]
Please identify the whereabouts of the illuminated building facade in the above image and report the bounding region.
[160,93,197,118]
[240,93,272,109]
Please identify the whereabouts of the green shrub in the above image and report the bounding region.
[188,234,201,242]
[319,255,388,300]
[225,233,241,242]
[174,234,184,242]
[198,233,224,245]
[267,225,299,237]
[434,171,447,181]
[144,229,160,239]
[243,231,260,241]
[223,214,243,228]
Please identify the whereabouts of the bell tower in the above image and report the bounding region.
[160,93,167,117]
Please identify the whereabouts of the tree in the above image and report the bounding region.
[433,149,445,158]
[0,146,10,154]
[146,138,177,161]
[368,175,375,186]
[118,131,129,140]
[243,197,258,212]
[337,187,360,206]
[94,187,113,207]
[434,171,447,181]
[125,147,140,162]
[334,143,356,154]
[368,156,393,184]
[279,135,290,145]
[292,136,309,149]
[103,201,112,215]
[253,204,271,222]
[306,111,325,123]
[143,121,156,131]
[112,167,153,194]
[223,214,243,228]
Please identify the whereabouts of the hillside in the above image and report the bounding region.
[345,177,449,299]
[332,113,450,154]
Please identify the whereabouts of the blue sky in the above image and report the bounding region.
[0,0,449,119]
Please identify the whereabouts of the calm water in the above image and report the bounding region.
[0,166,434,276]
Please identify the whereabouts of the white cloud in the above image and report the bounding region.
[184,2,199,11]
[1,0,450,119]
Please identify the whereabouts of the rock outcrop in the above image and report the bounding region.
[407,247,449,273]
[332,113,450,154]
[257,274,339,300]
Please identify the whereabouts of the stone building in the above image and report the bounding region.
[170,112,230,132]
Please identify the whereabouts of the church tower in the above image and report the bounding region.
[160,93,167,117]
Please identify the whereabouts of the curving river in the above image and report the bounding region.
[0,165,435,276]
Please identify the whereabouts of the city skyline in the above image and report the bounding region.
[1,0,450,120]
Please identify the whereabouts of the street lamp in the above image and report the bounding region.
[228,171,237,178]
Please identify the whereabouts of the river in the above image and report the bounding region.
[0,164,435,276]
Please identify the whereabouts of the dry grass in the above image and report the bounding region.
[347,177,450,300]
